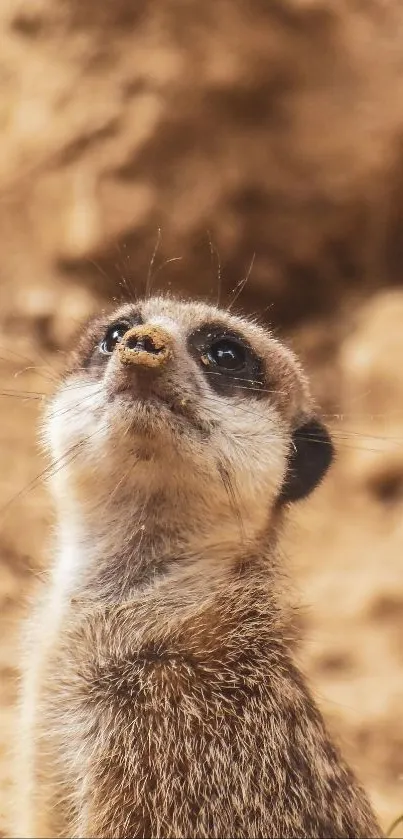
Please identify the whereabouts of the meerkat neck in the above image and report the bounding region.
[51,485,279,604]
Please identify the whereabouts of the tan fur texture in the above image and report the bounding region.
[14,296,382,838]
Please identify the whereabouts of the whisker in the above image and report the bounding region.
[0,379,103,402]
[145,228,162,299]
[116,243,138,303]
[0,430,100,521]
[0,340,62,376]
[112,260,136,306]
[323,410,403,420]
[200,390,403,447]
[53,379,103,393]
[115,278,135,306]
[0,390,46,401]
[149,256,183,288]
[202,374,403,437]
[45,394,103,422]
[6,367,399,450]
[227,253,256,312]
[207,231,222,308]
[200,390,279,423]
[88,257,110,283]
[46,406,98,423]
[12,365,59,384]
[24,346,63,379]
[33,378,105,397]
[202,372,297,397]
[325,429,403,443]
[292,434,402,454]
[0,351,59,383]
[248,303,275,321]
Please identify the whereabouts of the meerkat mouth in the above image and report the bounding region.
[110,388,184,414]
[109,388,209,438]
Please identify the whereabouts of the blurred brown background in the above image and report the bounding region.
[1,0,403,834]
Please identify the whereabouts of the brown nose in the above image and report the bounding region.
[118,324,173,369]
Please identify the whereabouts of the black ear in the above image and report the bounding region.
[279,418,334,504]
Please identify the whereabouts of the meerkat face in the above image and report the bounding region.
[44,296,333,533]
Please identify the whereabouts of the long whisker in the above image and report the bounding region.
[0,350,59,383]
[202,373,403,437]
[4,372,401,450]
[46,398,102,422]
[291,434,400,454]
[51,379,104,394]
[322,410,403,420]
[44,387,103,418]
[149,256,183,287]
[12,365,59,384]
[227,253,256,312]
[145,228,162,299]
[86,259,124,306]
[0,390,46,401]
[207,231,222,308]
[0,340,63,376]
[0,379,103,401]
[200,391,403,448]
[202,370,285,395]
[116,243,138,303]
[0,428,102,521]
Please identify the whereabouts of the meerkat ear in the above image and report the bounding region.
[279,418,334,504]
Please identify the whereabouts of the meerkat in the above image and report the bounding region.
[14,294,382,839]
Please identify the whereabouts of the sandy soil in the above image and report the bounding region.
[1,1,403,835]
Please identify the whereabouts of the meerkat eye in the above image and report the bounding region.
[205,338,247,372]
[189,324,263,391]
[100,323,130,355]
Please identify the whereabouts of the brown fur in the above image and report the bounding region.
[15,295,382,838]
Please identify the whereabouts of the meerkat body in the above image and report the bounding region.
[15,296,381,838]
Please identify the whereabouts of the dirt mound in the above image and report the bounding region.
[2,1,403,324]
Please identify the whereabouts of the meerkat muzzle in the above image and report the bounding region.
[118,324,173,369]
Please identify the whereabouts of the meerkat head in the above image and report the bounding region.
[44,296,333,547]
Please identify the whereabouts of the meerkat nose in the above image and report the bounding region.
[118,324,173,369]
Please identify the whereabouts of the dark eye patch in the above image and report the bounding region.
[187,322,265,397]
[100,321,132,356]
[67,310,144,375]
